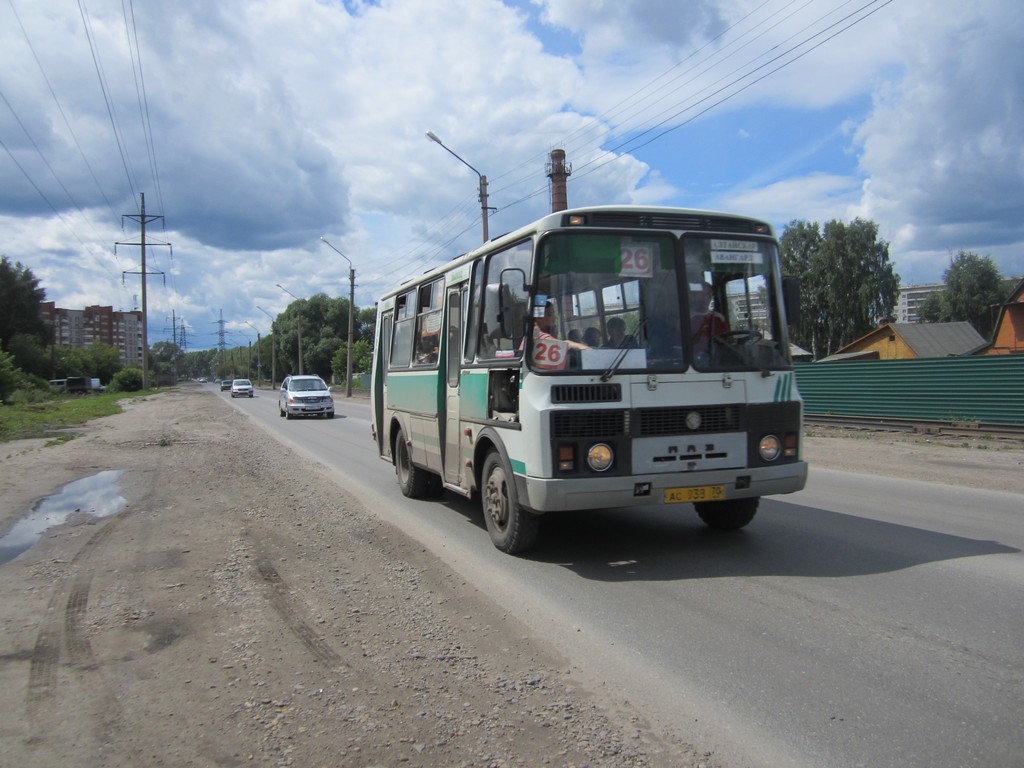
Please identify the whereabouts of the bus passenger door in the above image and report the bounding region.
[374,311,392,456]
[443,287,464,487]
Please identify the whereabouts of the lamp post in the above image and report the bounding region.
[244,321,262,387]
[319,236,355,397]
[256,305,277,387]
[425,130,489,243]
[235,330,252,378]
[276,284,304,375]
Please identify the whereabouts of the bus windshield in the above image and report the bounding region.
[530,231,791,374]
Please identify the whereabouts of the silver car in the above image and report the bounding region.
[278,375,334,419]
[230,378,254,398]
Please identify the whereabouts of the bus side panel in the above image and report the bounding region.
[387,372,443,473]
[459,371,490,420]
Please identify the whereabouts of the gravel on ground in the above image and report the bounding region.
[1,387,1021,767]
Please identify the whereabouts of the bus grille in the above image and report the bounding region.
[552,410,625,438]
[551,383,622,403]
[637,405,742,436]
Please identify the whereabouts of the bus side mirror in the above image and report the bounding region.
[782,277,801,327]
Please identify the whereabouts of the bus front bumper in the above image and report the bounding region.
[515,461,808,513]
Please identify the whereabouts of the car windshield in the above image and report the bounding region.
[234,380,251,385]
[292,379,327,391]
[529,231,792,375]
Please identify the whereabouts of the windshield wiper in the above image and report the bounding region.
[600,317,647,382]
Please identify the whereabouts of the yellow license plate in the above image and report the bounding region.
[664,485,725,504]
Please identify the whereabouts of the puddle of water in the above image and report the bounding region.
[0,470,126,566]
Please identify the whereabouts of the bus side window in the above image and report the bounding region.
[413,279,443,367]
[477,240,531,360]
[466,261,484,362]
[391,289,415,368]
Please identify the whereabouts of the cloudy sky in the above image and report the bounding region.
[2,0,1022,350]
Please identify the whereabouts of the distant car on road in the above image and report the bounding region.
[230,378,254,398]
[220,379,232,391]
[278,375,334,419]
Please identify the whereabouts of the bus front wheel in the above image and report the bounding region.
[694,497,759,530]
[395,428,429,498]
[481,451,539,554]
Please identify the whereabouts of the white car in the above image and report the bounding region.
[230,378,254,398]
[278,375,334,419]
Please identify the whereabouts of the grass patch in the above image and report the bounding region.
[0,389,160,443]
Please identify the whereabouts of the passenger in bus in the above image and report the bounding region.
[604,316,628,348]
[583,326,603,347]
[533,301,590,350]
[415,333,439,365]
[691,282,730,355]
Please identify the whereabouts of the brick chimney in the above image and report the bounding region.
[546,149,572,212]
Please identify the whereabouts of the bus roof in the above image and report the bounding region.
[377,205,775,302]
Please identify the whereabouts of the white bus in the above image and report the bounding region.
[371,206,807,553]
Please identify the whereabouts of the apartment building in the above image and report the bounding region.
[896,282,945,323]
[39,302,145,368]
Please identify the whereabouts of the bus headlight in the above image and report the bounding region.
[758,435,782,462]
[586,443,614,472]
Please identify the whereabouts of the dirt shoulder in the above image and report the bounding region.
[803,422,1024,495]
[1,388,1021,768]
[0,388,705,768]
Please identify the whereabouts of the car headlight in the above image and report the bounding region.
[758,434,782,461]
[586,443,614,472]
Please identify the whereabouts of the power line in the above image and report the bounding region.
[6,0,120,222]
[76,0,139,205]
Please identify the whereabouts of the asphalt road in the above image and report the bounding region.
[223,385,1024,768]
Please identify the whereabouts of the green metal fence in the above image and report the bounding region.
[793,355,1024,424]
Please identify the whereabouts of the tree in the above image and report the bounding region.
[331,339,373,384]
[0,256,48,352]
[87,343,123,384]
[6,333,50,379]
[923,251,1004,338]
[0,349,17,403]
[780,218,899,358]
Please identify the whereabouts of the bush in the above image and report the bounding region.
[8,372,54,405]
[110,367,144,392]
[0,350,16,404]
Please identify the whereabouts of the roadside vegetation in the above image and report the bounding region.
[0,388,159,444]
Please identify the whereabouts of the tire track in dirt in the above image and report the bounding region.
[254,553,345,669]
[26,515,126,744]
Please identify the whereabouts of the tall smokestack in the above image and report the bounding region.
[546,149,572,212]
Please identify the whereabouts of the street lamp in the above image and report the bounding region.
[319,236,355,398]
[276,284,304,375]
[244,321,262,387]
[425,130,489,243]
[234,330,252,378]
[256,305,277,387]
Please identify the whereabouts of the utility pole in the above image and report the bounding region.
[117,192,169,389]
[217,310,227,376]
[256,306,276,388]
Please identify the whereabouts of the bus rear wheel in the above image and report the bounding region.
[395,427,429,498]
[694,497,759,530]
[481,450,539,554]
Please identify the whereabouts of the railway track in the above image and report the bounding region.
[804,414,1024,443]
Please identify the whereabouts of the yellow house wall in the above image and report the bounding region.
[844,330,916,359]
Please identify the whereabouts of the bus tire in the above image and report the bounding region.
[395,428,429,498]
[481,450,539,554]
[694,497,759,530]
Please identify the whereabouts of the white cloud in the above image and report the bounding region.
[2,0,1022,349]
[852,0,1024,278]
